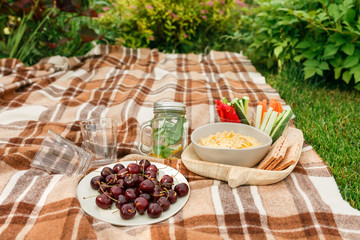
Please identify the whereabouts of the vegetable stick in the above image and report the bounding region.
[264,111,278,135]
[269,99,277,112]
[255,105,262,129]
[242,96,249,115]
[261,99,267,121]
[277,101,283,113]
[260,107,273,131]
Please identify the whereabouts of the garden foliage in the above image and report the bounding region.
[98,0,244,54]
[0,0,103,65]
[233,0,360,90]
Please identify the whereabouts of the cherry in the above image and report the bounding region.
[124,188,138,202]
[151,179,160,187]
[105,174,117,185]
[157,196,171,211]
[164,189,178,204]
[113,163,125,174]
[101,167,114,178]
[134,197,149,215]
[120,203,136,219]
[144,169,157,179]
[109,186,124,199]
[160,175,173,190]
[98,183,111,194]
[127,163,141,174]
[147,203,163,218]
[116,195,128,209]
[139,193,152,202]
[90,175,104,190]
[151,186,164,202]
[174,183,189,197]
[96,193,112,209]
[124,174,140,188]
[146,164,158,172]
[139,159,151,173]
[117,168,128,179]
[116,178,125,188]
[139,179,155,193]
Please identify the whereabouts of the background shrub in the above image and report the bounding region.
[0,0,104,65]
[231,0,360,90]
[98,0,245,54]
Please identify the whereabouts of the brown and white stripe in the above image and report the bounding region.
[0,45,359,239]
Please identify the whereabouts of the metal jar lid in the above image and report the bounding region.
[153,102,186,113]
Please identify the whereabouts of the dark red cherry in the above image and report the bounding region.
[124,188,138,202]
[151,186,164,202]
[120,203,136,219]
[174,183,189,197]
[157,196,170,211]
[127,163,141,174]
[101,167,114,178]
[98,183,111,194]
[116,178,125,188]
[124,174,140,188]
[90,175,104,190]
[146,164,158,172]
[113,163,125,174]
[117,168,128,179]
[147,203,163,218]
[139,193,152,202]
[165,190,178,204]
[139,179,155,193]
[139,159,151,173]
[144,169,157,179]
[96,193,112,209]
[109,186,124,199]
[116,195,128,209]
[134,197,149,215]
[160,175,174,190]
[105,174,117,185]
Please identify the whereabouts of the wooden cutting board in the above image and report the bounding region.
[181,127,304,188]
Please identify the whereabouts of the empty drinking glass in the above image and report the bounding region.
[31,130,93,176]
[80,118,118,166]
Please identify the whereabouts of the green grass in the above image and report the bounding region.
[258,63,360,211]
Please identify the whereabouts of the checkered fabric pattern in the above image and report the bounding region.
[0,45,359,239]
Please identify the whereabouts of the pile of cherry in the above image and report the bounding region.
[90,159,189,220]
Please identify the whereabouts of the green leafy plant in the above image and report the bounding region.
[231,0,360,90]
[0,0,104,65]
[98,0,245,54]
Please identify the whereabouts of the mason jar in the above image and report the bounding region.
[139,102,188,159]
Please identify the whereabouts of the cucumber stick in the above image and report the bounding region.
[255,105,262,129]
[264,111,278,135]
[270,109,293,142]
[231,98,250,125]
[260,107,273,131]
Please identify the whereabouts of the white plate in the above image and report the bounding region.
[77,161,190,226]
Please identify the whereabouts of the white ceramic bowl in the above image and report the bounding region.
[191,123,272,167]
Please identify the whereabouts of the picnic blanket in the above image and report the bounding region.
[0,45,359,239]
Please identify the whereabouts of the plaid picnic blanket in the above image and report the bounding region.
[0,45,359,239]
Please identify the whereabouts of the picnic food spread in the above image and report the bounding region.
[1,45,359,239]
[199,130,262,149]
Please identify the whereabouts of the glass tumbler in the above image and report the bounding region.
[31,130,93,176]
[80,118,118,167]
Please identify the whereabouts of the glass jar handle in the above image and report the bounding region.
[138,120,152,155]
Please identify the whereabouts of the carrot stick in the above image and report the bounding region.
[269,99,277,112]
[261,99,267,121]
[277,101,283,113]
